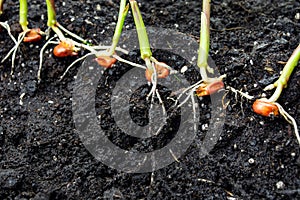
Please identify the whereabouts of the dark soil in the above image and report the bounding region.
[1,0,300,199]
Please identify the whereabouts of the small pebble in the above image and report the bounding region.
[295,13,300,20]
[276,181,285,189]
[96,4,101,11]
[233,144,237,149]
[201,124,208,131]
[248,158,255,164]
[53,156,57,161]
[181,66,188,73]
[291,152,296,157]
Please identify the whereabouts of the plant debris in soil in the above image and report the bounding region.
[0,0,300,199]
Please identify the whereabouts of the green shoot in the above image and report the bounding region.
[19,0,28,31]
[108,0,129,55]
[253,44,300,146]
[46,0,56,27]
[19,0,43,42]
[95,0,129,68]
[45,0,83,57]
[194,0,224,96]
[129,0,152,61]
[253,44,300,116]
[267,44,300,102]
[197,0,210,80]
[129,0,170,82]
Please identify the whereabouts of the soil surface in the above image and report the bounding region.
[0,0,300,199]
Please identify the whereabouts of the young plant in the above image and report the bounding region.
[252,44,300,145]
[129,0,171,82]
[95,0,129,68]
[19,0,43,42]
[59,0,146,80]
[174,0,225,108]
[195,0,224,97]
[45,0,83,57]
[1,0,44,74]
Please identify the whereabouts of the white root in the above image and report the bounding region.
[274,102,300,147]
[56,23,87,43]
[177,89,195,108]
[93,46,129,55]
[169,149,180,163]
[38,37,58,82]
[264,83,276,91]
[19,92,26,106]
[226,86,255,100]
[113,54,146,69]
[155,89,166,116]
[147,62,158,101]
[191,92,197,132]
[0,21,17,44]
[10,31,28,75]
[225,86,255,116]
[174,80,204,107]
[1,32,25,63]
[59,53,147,81]
[0,29,29,75]
[150,56,178,75]
[59,53,94,81]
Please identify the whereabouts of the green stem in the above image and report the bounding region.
[268,44,300,102]
[46,0,65,41]
[19,0,28,31]
[197,0,210,81]
[46,0,57,27]
[129,0,152,61]
[108,0,129,55]
[0,0,5,15]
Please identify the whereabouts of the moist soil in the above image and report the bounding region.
[0,0,300,199]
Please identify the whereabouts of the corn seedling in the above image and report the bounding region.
[59,0,133,80]
[1,0,43,75]
[45,0,84,57]
[1,0,299,147]
[19,0,44,43]
[129,0,175,82]
[39,0,130,81]
[94,0,129,68]
[252,44,300,146]
[175,0,225,108]
[128,0,179,118]
[195,0,224,97]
